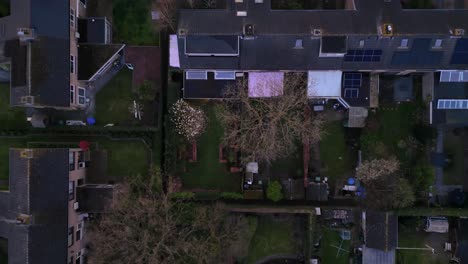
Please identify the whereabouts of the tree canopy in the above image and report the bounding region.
[217,73,324,164]
[88,175,246,264]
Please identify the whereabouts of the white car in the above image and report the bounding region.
[66,120,87,126]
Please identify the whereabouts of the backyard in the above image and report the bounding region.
[270,142,304,179]
[0,237,6,264]
[88,0,158,45]
[245,214,304,264]
[319,229,351,264]
[95,69,155,126]
[320,121,353,183]
[443,129,464,185]
[361,103,421,161]
[0,83,27,129]
[397,217,449,264]
[182,103,241,192]
[0,0,9,17]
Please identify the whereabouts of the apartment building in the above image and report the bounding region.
[0,148,113,264]
[0,0,123,110]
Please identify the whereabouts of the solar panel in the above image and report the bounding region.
[440,71,451,82]
[450,72,461,82]
[344,49,382,62]
[215,71,236,80]
[462,72,468,82]
[437,99,468,109]
[186,71,207,80]
[440,71,468,82]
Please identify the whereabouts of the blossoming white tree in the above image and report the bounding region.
[170,99,207,142]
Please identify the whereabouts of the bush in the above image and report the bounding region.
[138,80,157,101]
[266,181,283,202]
[169,192,195,199]
[220,192,244,200]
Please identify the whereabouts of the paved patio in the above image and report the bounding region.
[124,46,161,90]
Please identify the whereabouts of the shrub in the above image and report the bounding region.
[169,191,195,199]
[170,100,207,142]
[267,181,283,202]
[220,192,244,200]
[138,80,157,101]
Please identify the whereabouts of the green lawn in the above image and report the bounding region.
[0,0,10,17]
[0,83,27,129]
[246,216,297,263]
[320,229,350,264]
[270,142,303,179]
[112,0,159,45]
[95,69,139,125]
[398,221,447,264]
[320,122,353,181]
[443,132,464,185]
[0,237,7,264]
[99,139,150,178]
[361,102,424,161]
[182,104,241,191]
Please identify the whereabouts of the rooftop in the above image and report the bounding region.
[365,211,398,252]
[0,148,69,264]
[176,0,468,71]
[178,0,468,36]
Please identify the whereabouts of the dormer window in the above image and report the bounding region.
[294,39,303,49]
[433,39,443,48]
[400,39,409,48]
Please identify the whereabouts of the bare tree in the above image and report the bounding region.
[157,0,177,30]
[217,73,324,164]
[88,178,246,264]
[356,157,400,183]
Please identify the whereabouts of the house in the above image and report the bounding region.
[362,211,398,264]
[0,0,124,110]
[0,148,114,264]
[170,0,468,126]
[431,71,468,127]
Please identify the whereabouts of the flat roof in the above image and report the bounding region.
[248,72,284,97]
[307,71,342,97]
[184,71,238,98]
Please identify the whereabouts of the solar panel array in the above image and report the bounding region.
[343,73,362,98]
[344,49,382,62]
[186,71,207,80]
[440,71,468,82]
[437,99,468,109]
[215,71,236,80]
